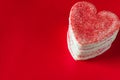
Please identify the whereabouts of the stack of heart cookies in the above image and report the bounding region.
[67,1,120,60]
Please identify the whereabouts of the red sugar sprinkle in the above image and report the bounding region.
[69,1,120,45]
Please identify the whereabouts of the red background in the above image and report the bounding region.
[0,0,120,80]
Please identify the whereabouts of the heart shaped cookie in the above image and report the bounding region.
[69,1,120,45]
[67,1,120,60]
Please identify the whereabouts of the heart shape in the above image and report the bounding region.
[69,1,120,45]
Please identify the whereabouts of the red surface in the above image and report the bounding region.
[0,0,120,80]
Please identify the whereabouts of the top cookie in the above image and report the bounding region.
[69,1,120,45]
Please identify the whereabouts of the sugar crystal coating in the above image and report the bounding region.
[69,1,120,45]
